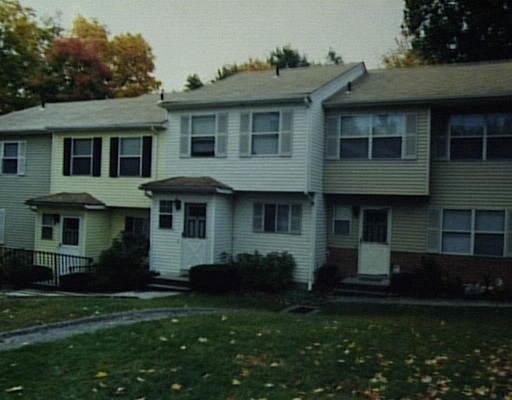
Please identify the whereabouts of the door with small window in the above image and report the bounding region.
[181,203,209,272]
[358,208,391,275]
[60,217,81,257]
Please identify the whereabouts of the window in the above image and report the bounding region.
[119,137,142,176]
[184,203,207,238]
[71,139,93,175]
[41,214,56,240]
[335,113,412,160]
[1,142,21,174]
[125,216,149,238]
[333,206,351,235]
[191,115,216,157]
[253,203,301,234]
[251,112,280,155]
[159,200,173,229]
[441,209,505,256]
[448,114,512,160]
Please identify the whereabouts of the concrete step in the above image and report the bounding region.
[146,283,190,292]
[334,288,391,297]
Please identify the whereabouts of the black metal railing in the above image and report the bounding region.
[0,247,94,287]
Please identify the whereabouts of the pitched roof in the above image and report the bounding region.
[161,63,363,110]
[0,94,167,134]
[140,176,233,194]
[26,192,106,208]
[325,60,512,107]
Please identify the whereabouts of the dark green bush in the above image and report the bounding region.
[235,251,295,293]
[189,264,240,293]
[313,264,341,293]
[0,250,52,288]
[93,233,150,291]
[60,272,97,292]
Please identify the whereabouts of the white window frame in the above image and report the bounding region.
[118,137,143,177]
[337,113,410,160]
[41,214,56,240]
[71,138,93,176]
[448,113,512,161]
[1,141,21,175]
[250,111,281,156]
[333,206,352,235]
[159,200,173,230]
[190,114,217,157]
[256,202,301,234]
[441,208,506,257]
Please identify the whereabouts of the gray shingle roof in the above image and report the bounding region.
[26,192,106,207]
[161,63,362,109]
[140,176,233,194]
[325,61,512,107]
[0,94,167,134]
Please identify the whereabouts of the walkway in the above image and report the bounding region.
[0,307,220,352]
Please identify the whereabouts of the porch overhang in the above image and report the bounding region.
[26,192,107,210]
[140,176,233,195]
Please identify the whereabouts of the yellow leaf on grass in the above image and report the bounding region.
[5,386,23,393]
[232,379,241,385]
[171,383,183,391]
[95,371,108,379]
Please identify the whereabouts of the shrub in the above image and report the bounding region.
[93,233,151,291]
[313,264,341,294]
[189,264,240,293]
[60,272,97,292]
[0,250,52,288]
[235,251,295,293]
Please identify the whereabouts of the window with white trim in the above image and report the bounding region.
[449,114,512,160]
[330,113,416,160]
[253,203,301,234]
[41,214,56,240]
[441,209,505,257]
[71,139,93,175]
[251,112,280,155]
[333,206,351,235]
[1,141,25,174]
[191,115,216,157]
[119,137,142,176]
[159,200,173,229]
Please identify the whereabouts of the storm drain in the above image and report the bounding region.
[281,305,320,314]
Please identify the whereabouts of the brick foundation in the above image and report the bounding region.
[327,247,512,289]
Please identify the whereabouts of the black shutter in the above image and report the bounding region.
[142,136,153,177]
[109,137,119,177]
[63,138,72,176]
[92,137,102,177]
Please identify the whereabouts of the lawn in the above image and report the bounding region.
[0,297,511,399]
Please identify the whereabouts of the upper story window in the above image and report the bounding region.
[239,110,293,157]
[326,113,417,160]
[253,202,302,234]
[180,113,228,158]
[71,139,93,175]
[1,141,25,175]
[448,114,512,160]
[109,136,152,178]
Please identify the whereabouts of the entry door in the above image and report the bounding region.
[60,217,81,257]
[358,208,391,275]
[181,203,209,271]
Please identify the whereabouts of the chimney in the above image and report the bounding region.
[160,89,164,101]
[275,65,280,76]
[41,98,46,109]
[346,81,352,93]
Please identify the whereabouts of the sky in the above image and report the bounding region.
[22,0,405,91]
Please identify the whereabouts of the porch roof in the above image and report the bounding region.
[140,176,233,194]
[26,192,107,209]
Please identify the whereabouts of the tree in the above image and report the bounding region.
[0,0,60,114]
[403,0,512,63]
[185,73,203,90]
[71,14,109,56]
[214,57,272,81]
[326,48,343,64]
[382,36,426,68]
[41,37,112,102]
[268,45,310,68]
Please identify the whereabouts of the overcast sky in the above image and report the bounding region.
[23,0,404,91]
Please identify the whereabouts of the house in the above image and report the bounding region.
[1,95,167,262]
[323,61,512,288]
[140,63,366,287]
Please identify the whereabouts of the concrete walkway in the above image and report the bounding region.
[2,289,181,299]
[329,295,512,308]
[0,307,220,352]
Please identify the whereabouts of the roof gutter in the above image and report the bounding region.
[0,129,48,135]
[46,123,167,132]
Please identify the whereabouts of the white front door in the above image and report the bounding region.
[358,208,391,275]
[60,216,81,257]
[181,203,209,272]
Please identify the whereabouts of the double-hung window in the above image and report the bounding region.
[372,114,405,158]
[1,141,25,174]
[159,200,173,229]
[251,112,280,155]
[441,209,505,257]
[448,114,512,160]
[339,115,371,159]
[41,214,56,240]
[333,206,352,235]
[191,115,216,157]
[253,203,301,234]
[71,139,93,175]
[125,216,149,238]
[119,137,142,176]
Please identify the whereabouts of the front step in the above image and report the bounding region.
[334,288,392,297]
[335,274,391,296]
[148,276,191,292]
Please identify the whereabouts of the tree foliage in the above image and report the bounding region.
[185,73,203,91]
[403,0,512,64]
[382,36,426,68]
[214,57,272,81]
[326,48,343,65]
[268,45,310,68]
[0,0,60,114]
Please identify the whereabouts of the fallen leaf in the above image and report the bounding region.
[232,379,241,385]
[171,383,183,391]
[5,386,23,393]
[95,371,108,379]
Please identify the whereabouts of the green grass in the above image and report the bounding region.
[0,298,511,399]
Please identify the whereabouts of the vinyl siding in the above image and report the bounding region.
[166,106,308,192]
[0,134,51,249]
[213,195,233,262]
[50,130,165,208]
[233,192,313,283]
[324,107,430,195]
[84,210,111,260]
